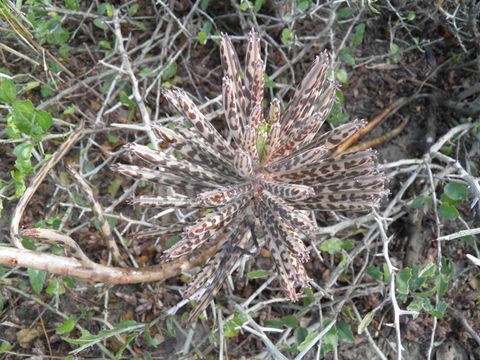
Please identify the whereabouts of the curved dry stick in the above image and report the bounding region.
[347,115,409,153]
[0,240,221,284]
[10,122,85,248]
[66,164,125,266]
[21,228,98,268]
[333,97,409,155]
[332,94,436,155]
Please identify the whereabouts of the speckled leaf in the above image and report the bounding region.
[260,180,315,201]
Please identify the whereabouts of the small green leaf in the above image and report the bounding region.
[358,312,374,334]
[441,257,454,275]
[22,236,36,250]
[104,3,114,16]
[264,74,275,88]
[139,68,153,78]
[439,203,459,218]
[63,276,75,288]
[302,287,315,306]
[162,62,178,81]
[35,109,53,132]
[49,60,62,74]
[63,106,75,115]
[256,129,267,159]
[119,91,137,108]
[129,4,139,15]
[115,320,139,329]
[397,268,412,295]
[28,269,47,294]
[107,133,120,144]
[0,78,17,103]
[341,239,354,250]
[383,264,390,283]
[254,0,265,12]
[65,0,80,10]
[436,274,449,296]
[232,312,247,326]
[295,327,308,344]
[12,100,35,134]
[11,170,25,198]
[56,316,76,334]
[367,266,383,280]
[224,321,240,337]
[47,27,69,44]
[107,177,123,197]
[320,237,343,255]
[46,277,65,295]
[339,253,347,267]
[429,301,448,318]
[281,28,294,44]
[200,0,209,10]
[23,81,41,92]
[197,31,208,45]
[263,319,283,329]
[0,341,11,354]
[319,320,338,356]
[409,195,432,209]
[335,69,348,83]
[99,40,111,50]
[40,85,53,98]
[165,236,181,249]
[297,0,311,12]
[343,306,355,321]
[390,43,400,55]
[336,89,345,105]
[298,330,318,351]
[418,263,436,278]
[144,326,160,347]
[407,298,423,313]
[407,12,415,20]
[239,1,251,11]
[93,18,108,30]
[352,23,365,45]
[340,53,355,66]
[458,229,475,244]
[13,142,33,174]
[337,321,354,343]
[281,315,298,328]
[336,7,353,19]
[444,182,468,201]
[327,102,349,126]
[246,270,271,279]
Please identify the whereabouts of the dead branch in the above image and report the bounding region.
[348,115,409,153]
[0,236,220,284]
[333,97,409,155]
[66,164,125,266]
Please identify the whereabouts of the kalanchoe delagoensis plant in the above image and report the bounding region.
[112,31,388,322]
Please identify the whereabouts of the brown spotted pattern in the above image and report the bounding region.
[114,30,388,322]
[197,183,254,207]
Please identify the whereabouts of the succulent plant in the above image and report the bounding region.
[112,31,387,322]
